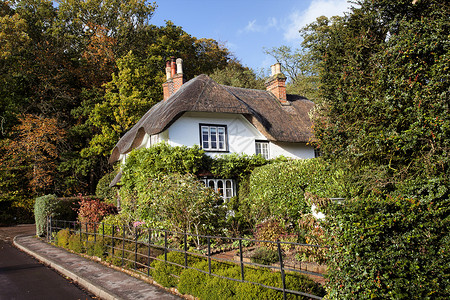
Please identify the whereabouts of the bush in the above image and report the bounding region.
[323,195,450,299]
[151,252,190,287]
[177,257,325,299]
[77,195,117,229]
[34,195,79,236]
[55,228,71,248]
[243,158,346,226]
[34,195,58,236]
[68,233,84,253]
[95,170,119,205]
[250,247,280,265]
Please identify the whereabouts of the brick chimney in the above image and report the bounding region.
[265,63,288,105]
[162,57,185,101]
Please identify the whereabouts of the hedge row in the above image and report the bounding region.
[34,195,79,236]
[152,251,326,300]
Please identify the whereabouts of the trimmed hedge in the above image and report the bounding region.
[323,195,450,299]
[153,252,326,299]
[34,195,79,236]
[243,158,347,225]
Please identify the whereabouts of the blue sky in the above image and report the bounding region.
[151,0,353,73]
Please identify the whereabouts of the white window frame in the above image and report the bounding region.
[200,124,228,152]
[200,178,235,200]
[255,140,269,159]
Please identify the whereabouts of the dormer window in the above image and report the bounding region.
[200,124,228,151]
[255,141,269,159]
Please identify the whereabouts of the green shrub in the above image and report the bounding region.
[34,195,79,236]
[250,247,280,265]
[323,194,450,299]
[151,252,186,287]
[55,228,71,248]
[178,258,325,300]
[68,233,84,253]
[244,158,346,226]
[95,170,119,205]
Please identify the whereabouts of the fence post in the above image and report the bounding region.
[277,240,286,300]
[164,231,168,262]
[122,224,125,267]
[147,228,151,277]
[207,237,211,275]
[94,222,97,243]
[79,222,82,244]
[85,222,88,245]
[239,238,245,281]
[102,222,105,239]
[112,224,115,257]
[184,232,188,268]
[134,226,138,270]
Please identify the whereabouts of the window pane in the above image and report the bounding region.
[202,127,209,149]
[210,127,217,149]
[218,127,225,150]
[217,180,223,196]
[208,180,215,189]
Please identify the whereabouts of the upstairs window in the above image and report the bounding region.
[255,141,269,159]
[200,124,227,151]
[200,178,235,200]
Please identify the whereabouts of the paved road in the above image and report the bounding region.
[0,225,95,300]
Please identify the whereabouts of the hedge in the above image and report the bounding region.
[323,195,450,299]
[34,195,79,236]
[153,252,326,299]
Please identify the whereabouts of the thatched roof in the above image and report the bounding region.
[109,74,314,163]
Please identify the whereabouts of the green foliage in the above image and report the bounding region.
[55,228,71,248]
[121,173,226,242]
[177,256,326,299]
[250,247,280,265]
[68,233,84,253]
[244,158,346,225]
[95,169,118,205]
[34,194,56,236]
[210,152,269,180]
[209,60,265,90]
[121,142,207,191]
[323,195,450,299]
[305,0,449,192]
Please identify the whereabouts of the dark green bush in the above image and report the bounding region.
[95,170,119,205]
[250,247,280,265]
[243,158,347,226]
[178,258,325,300]
[151,252,191,287]
[323,195,450,299]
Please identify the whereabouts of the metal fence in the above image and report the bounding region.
[47,217,325,300]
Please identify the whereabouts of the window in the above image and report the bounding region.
[255,141,269,159]
[200,124,227,151]
[200,178,235,200]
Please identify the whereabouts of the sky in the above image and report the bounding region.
[151,0,354,72]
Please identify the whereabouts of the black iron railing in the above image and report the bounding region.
[47,217,325,300]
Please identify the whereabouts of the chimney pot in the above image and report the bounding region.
[274,63,281,74]
[271,64,276,76]
[165,61,171,80]
[176,58,183,74]
[171,57,176,77]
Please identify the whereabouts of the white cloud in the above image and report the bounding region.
[239,17,279,34]
[284,0,352,42]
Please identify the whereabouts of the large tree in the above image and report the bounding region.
[305,0,449,193]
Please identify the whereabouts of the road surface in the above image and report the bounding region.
[0,225,95,300]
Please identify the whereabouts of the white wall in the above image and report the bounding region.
[167,112,266,156]
[165,111,315,159]
[270,141,315,159]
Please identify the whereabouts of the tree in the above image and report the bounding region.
[210,60,265,89]
[1,114,65,195]
[305,0,449,192]
[264,45,320,100]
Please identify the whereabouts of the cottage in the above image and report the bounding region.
[109,58,316,197]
